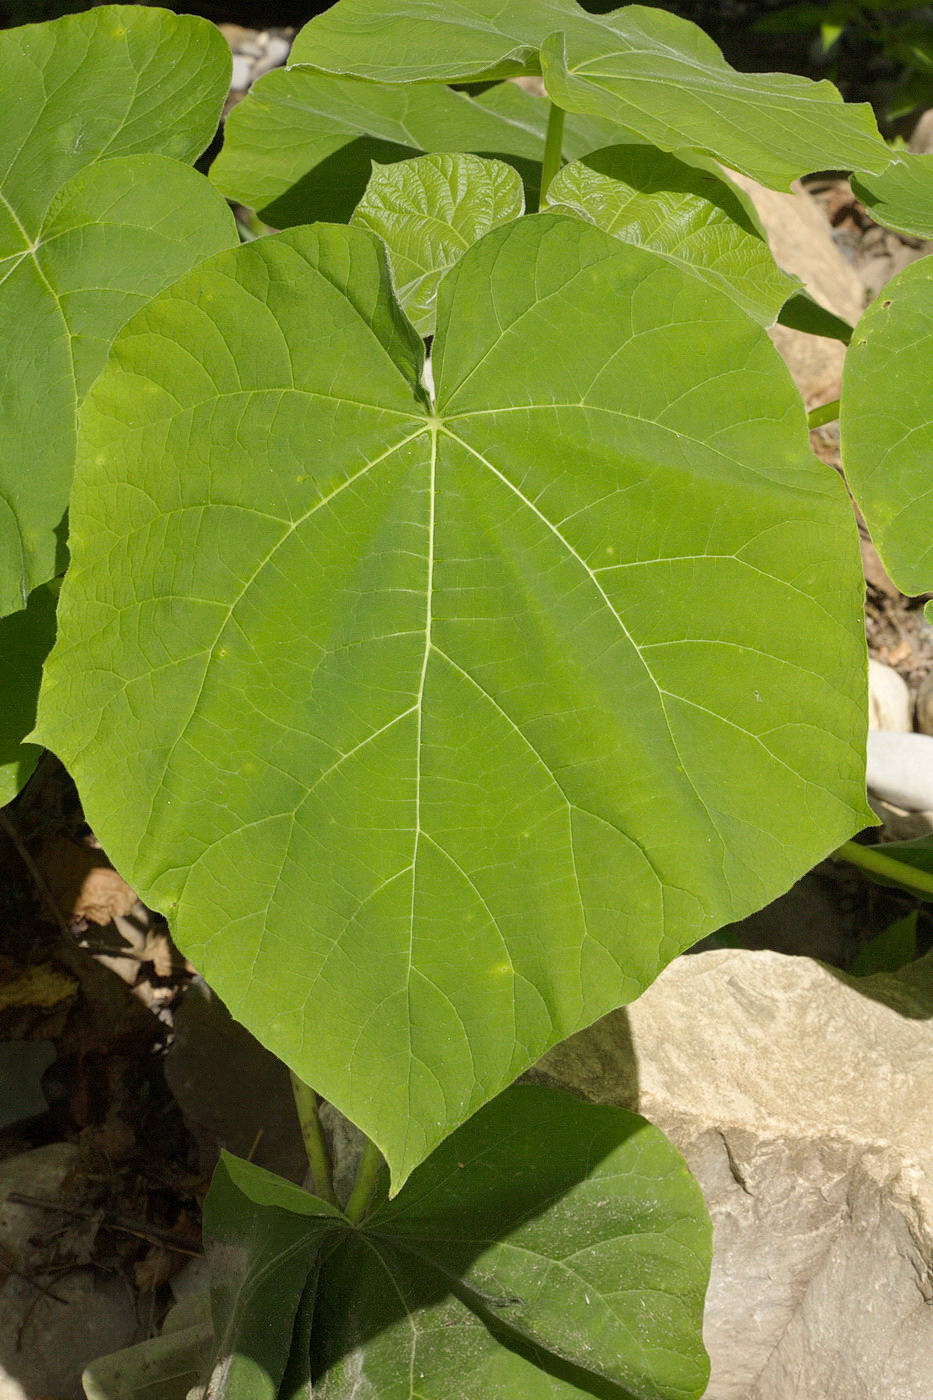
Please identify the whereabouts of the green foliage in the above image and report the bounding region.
[200,1086,711,1400]
[545,144,799,325]
[851,910,918,976]
[35,212,872,1184]
[853,154,933,239]
[841,257,933,597]
[351,154,525,335]
[0,581,57,805]
[209,67,620,226]
[0,4,234,620]
[291,0,891,189]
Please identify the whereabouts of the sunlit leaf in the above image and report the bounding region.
[841,258,933,595]
[291,0,891,189]
[210,67,621,226]
[0,5,233,617]
[852,153,933,239]
[352,153,524,334]
[36,215,871,1184]
[546,144,799,325]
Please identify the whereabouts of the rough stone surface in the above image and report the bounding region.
[914,670,933,736]
[729,173,865,408]
[530,948,933,1400]
[869,657,913,731]
[0,1143,138,1400]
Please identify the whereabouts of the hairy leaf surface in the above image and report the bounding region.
[852,153,933,239]
[203,1087,711,1400]
[210,68,619,226]
[291,0,890,189]
[0,583,57,806]
[546,144,798,325]
[36,215,871,1183]
[0,6,233,616]
[352,154,524,334]
[841,258,933,596]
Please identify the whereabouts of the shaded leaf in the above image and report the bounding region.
[35,215,871,1185]
[777,290,853,344]
[204,1086,711,1400]
[352,153,524,334]
[209,67,619,226]
[0,6,234,617]
[291,0,891,189]
[546,144,798,325]
[0,582,57,807]
[203,1157,340,1400]
[841,257,933,595]
[851,910,918,976]
[852,153,933,239]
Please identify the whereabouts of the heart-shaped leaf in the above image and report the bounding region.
[203,1086,712,1400]
[291,0,890,189]
[0,582,57,806]
[546,144,799,325]
[0,5,233,617]
[209,67,620,227]
[841,258,933,596]
[35,215,871,1184]
[852,153,933,239]
[351,154,524,334]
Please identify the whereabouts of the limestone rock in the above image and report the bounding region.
[530,949,933,1400]
[0,1144,138,1399]
[729,172,865,408]
[869,657,913,731]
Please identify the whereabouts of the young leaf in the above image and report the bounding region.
[852,153,933,239]
[0,6,234,618]
[292,0,891,189]
[546,144,799,326]
[841,258,933,595]
[351,154,524,335]
[0,582,57,807]
[209,67,619,227]
[35,215,872,1186]
[851,910,918,976]
[204,1086,711,1400]
[203,1158,340,1400]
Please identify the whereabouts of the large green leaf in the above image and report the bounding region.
[291,0,891,189]
[840,257,933,596]
[852,153,933,239]
[546,144,799,326]
[0,582,57,807]
[203,1086,711,1400]
[209,67,620,227]
[351,154,524,335]
[35,215,871,1184]
[0,5,233,616]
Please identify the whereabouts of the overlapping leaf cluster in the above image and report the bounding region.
[9,1,933,1396]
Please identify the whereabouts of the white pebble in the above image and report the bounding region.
[867,729,933,811]
[868,658,912,731]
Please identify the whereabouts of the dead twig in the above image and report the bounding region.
[7,1193,203,1258]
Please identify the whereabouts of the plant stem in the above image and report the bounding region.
[344,1139,384,1224]
[537,102,566,209]
[289,1073,339,1208]
[833,838,933,896]
[807,398,840,430]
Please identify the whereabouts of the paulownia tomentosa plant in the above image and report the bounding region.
[5,2,933,1397]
